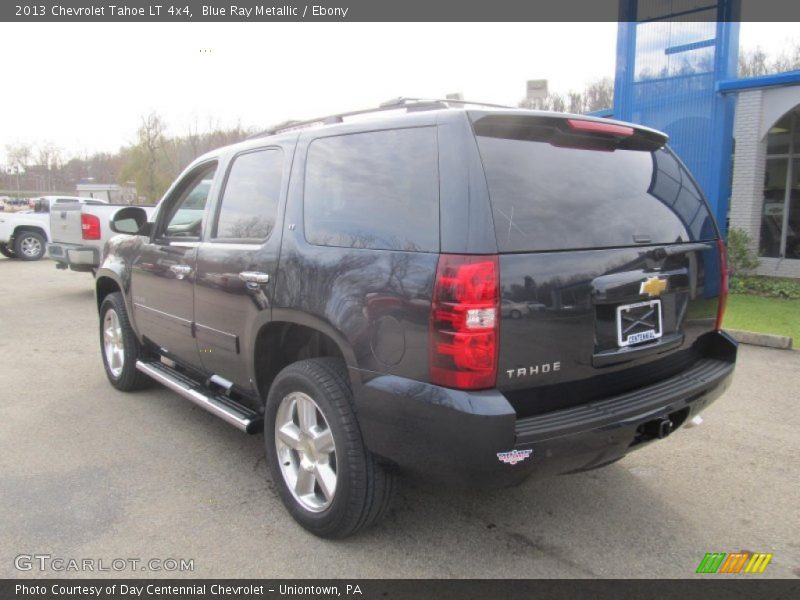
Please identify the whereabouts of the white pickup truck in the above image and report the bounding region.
[0,196,106,261]
[48,200,156,273]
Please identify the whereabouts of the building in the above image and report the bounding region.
[606,4,800,278]
[725,73,800,278]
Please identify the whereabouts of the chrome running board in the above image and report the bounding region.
[136,360,262,433]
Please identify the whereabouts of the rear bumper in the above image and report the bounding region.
[47,243,98,271]
[353,331,737,487]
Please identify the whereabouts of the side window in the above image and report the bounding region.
[214,148,283,241]
[304,127,440,252]
[160,163,217,240]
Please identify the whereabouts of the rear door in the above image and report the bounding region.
[470,113,724,414]
[193,143,292,391]
[130,161,217,370]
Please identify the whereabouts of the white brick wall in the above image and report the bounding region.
[729,90,765,250]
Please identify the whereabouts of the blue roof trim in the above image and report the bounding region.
[717,70,800,93]
[665,38,716,55]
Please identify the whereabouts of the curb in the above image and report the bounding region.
[727,329,793,350]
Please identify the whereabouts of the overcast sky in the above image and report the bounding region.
[0,22,797,164]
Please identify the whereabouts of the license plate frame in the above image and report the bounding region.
[616,299,663,347]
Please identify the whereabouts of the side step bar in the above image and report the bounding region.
[136,360,262,433]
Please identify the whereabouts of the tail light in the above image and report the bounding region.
[715,238,728,331]
[566,119,634,137]
[81,213,101,240]
[430,254,499,390]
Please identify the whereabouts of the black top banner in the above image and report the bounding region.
[3,0,800,22]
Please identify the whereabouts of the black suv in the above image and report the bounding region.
[96,99,736,538]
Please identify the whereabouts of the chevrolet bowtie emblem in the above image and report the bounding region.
[640,276,668,297]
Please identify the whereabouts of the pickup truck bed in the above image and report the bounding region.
[48,201,155,272]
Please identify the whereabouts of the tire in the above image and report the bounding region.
[264,358,395,538]
[13,230,45,261]
[510,309,522,319]
[0,243,15,259]
[99,292,152,391]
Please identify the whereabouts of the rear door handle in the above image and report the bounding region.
[170,264,192,279]
[239,271,270,284]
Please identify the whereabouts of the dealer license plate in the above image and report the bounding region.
[616,299,663,347]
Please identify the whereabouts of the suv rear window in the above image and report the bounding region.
[304,127,439,252]
[473,115,716,253]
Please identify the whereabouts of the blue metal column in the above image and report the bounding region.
[614,1,740,237]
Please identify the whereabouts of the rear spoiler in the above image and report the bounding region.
[469,112,667,152]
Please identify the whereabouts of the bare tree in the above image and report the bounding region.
[140,112,167,201]
[186,117,202,160]
[518,77,614,114]
[739,47,769,78]
[5,143,32,191]
[583,77,614,112]
[35,142,62,191]
[520,93,567,112]
[118,112,171,203]
[6,143,32,171]
[0,113,256,198]
[770,43,800,74]
[739,42,800,78]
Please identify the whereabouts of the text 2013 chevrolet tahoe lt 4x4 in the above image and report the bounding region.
[95,100,737,538]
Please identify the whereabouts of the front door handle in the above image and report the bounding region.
[170,264,192,279]
[239,271,270,285]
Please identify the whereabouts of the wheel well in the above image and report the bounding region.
[96,276,121,311]
[13,226,48,242]
[254,322,347,403]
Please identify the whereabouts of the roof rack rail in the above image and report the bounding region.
[379,96,517,110]
[249,97,519,139]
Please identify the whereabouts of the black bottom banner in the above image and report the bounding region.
[3,579,799,600]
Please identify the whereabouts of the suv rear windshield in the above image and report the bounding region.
[473,115,717,253]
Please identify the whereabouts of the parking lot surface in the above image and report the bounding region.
[1,258,798,578]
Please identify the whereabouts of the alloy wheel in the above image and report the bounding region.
[103,309,125,378]
[20,236,42,258]
[274,391,338,512]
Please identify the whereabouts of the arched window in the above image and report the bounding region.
[761,106,800,259]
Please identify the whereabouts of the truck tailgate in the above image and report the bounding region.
[496,244,723,416]
[50,202,85,245]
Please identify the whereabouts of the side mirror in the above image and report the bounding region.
[110,206,150,235]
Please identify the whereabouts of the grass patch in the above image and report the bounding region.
[724,294,800,342]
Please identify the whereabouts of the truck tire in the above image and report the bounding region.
[99,292,152,391]
[0,243,15,259]
[264,358,395,538]
[13,230,45,261]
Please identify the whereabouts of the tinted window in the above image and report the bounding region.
[304,127,439,252]
[162,163,216,239]
[475,127,715,252]
[215,149,283,240]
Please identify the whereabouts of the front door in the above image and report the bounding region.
[194,145,290,391]
[131,161,218,370]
